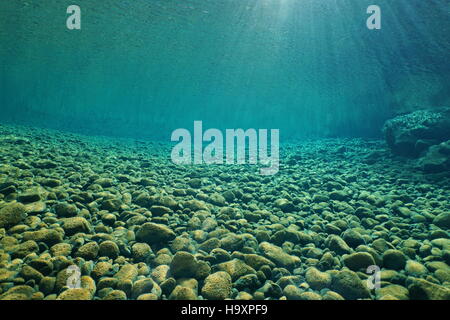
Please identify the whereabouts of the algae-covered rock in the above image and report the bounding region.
[23,229,63,246]
[274,199,295,212]
[243,254,276,270]
[91,262,112,279]
[325,235,352,255]
[376,284,409,300]
[20,265,44,282]
[131,242,153,262]
[433,211,450,229]
[331,270,371,300]
[215,259,256,281]
[419,140,450,173]
[75,242,99,260]
[57,288,92,300]
[282,285,303,300]
[169,251,199,278]
[136,222,175,244]
[62,217,91,235]
[54,203,78,217]
[405,260,428,276]
[343,252,376,271]
[258,242,300,268]
[383,108,450,157]
[98,241,120,259]
[408,278,450,300]
[103,290,127,300]
[50,243,72,257]
[114,264,138,282]
[201,271,232,300]
[0,285,35,300]
[12,240,39,258]
[305,267,332,290]
[131,278,154,299]
[0,203,27,228]
[382,249,407,270]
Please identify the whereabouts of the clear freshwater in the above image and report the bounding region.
[0,0,449,301]
[1,0,449,139]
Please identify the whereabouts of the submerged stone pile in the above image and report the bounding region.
[0,124,449,300]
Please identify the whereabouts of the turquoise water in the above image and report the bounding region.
[1,0,449,139]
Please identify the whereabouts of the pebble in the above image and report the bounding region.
[115,264,138,283]
[131,278,154,299]
[215,259,256,281]
[408,277,450,300]
[23,229,63,246]
[330,270,371,300]
[405,260,428,276]
[201,271,232,300]
[259,242,301,268]
[136,223,176,244]
[54,203,78,217]
[169,251,200,278]
[61,217,91,235]
[433,212,450,229]
[57,288,91,300]
[169,285,197,300]
[305,267,332,290]
[0,203,27,228]
[131,242,153,262]
[343,252,376,271]
[1,126,449,301]
[98,241,120,259]
[325,235,352,255]
[282,284,303,300]
[376,284,409,300]
[75,242,99,260]
[103,290,127,300]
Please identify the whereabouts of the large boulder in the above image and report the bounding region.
[418,140,450,173]
[383,107,450,157]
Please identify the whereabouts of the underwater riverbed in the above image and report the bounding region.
[0,124,449,300]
